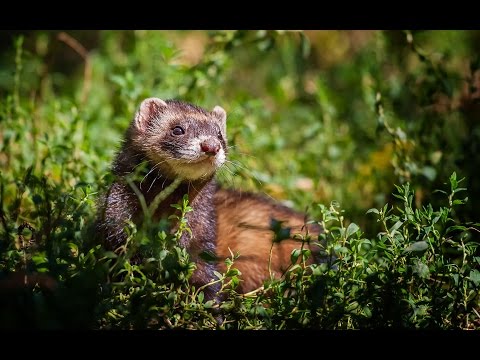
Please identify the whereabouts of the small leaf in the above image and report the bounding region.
[204,300,214,309]
[197,291,204,303]
[291,249,301,264]
[226,268,240,277]
[363,306,372,318]
[366,208,379,215]
[333,245,349,254]
[445,225,467,233]
[346,223,360,239]
[231,276,240,288]
[199,250,218,262]
[453,197,468,205]
[413,260,430,279]
[102,251,118,259]
[452,273,459,287]
[467,289,477,302]
[390,220,403,233]
[404,241,428,252]
[289,264,302,273]
[31,254,48,265]
[469,270,480,286]
[158,249,168,260]
[450,172,458,190]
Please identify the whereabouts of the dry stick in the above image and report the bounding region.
[57,32,92,104]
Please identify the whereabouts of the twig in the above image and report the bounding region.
[242,286,265,297]
[57,32,92,104]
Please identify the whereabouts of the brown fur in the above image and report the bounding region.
[215,188,322,293]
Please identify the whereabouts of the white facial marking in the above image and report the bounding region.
[162,135,225,180]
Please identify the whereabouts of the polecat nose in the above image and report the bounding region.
[200,139,220,156]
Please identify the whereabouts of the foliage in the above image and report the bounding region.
[0,30,479,329]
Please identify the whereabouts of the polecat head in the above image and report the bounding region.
[130,97,227,181]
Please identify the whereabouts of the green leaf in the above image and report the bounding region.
[445,225,467,233]
[32,254,48,266]
[158,249,168,261]
[413,260,430,279]
[452,197,468,205]
[450,172,457,190]
[204,300,214,309]
[199,250,218,263]
[346,223,360,239]
[230,276,240,289]
[102,251,118,259]
[404,241,428,252]
[333,245,349,254]
[452,273,459,287]
[366,208,379,215]
[363,306,372,318]
[291,249,301,264]
[226,268,240,277]
[170,203,182,211]
[469,270,480,286]
[390,220,403,234]
[467,289,477,302]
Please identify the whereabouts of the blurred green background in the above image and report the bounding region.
[2,30,479,234]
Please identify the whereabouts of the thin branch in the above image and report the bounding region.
[57,32,92,104]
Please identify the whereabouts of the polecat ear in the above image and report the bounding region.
[212,105,227,134]
[134,97,168,131]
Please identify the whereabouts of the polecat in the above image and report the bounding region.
[96,97,324,297]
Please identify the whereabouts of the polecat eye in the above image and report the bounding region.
[172,126,185,135]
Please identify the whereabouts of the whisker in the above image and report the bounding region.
[147,173,162,193]
[217,167,237,190]
[140,163,160,190]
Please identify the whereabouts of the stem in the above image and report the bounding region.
[126,177,150,219]
[149,177,182,215]
[268,242,274,281]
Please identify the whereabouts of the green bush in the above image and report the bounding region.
[0,30,479,329]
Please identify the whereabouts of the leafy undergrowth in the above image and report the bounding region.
[1,171,478,329]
